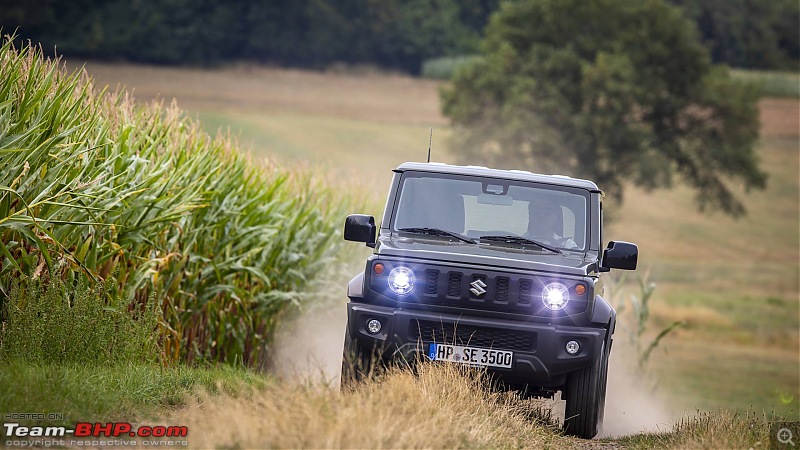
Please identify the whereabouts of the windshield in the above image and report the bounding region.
[392,172,590,251]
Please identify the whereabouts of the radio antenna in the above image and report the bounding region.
[427,127,433,163]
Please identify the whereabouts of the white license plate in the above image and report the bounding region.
[427,343,513,368]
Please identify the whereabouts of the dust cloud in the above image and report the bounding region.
[599,348,675,437]
[268,299,348,384]
[267,255,364,384]
[535,346,675,438]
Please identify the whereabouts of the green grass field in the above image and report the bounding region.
[422,55,800,99]
[74,61,799,424]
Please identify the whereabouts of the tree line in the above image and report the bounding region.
[0,0,497,73]
[1,0,796,73]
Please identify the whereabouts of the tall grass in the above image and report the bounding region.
[0,359,269,423]
[1,277,158,364]
[0,35,349,367]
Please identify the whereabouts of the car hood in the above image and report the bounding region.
[375,235,598,276]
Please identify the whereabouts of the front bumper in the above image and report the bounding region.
[347,302,608,388]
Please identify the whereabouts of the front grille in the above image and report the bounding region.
[409,320,536,351]
[495,277,509,302]
[424,269,439,295]
[519,279,533,304]
[374,261,589,317]
[447,272,461,297]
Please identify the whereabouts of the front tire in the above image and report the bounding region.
[340,330,378,387]
[563,340,609,439]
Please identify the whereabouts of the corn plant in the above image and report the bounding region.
[0,35,351,367]
[608,271,685,372]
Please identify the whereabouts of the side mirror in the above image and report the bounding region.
[344,214,376,248]
[601,241,638,271]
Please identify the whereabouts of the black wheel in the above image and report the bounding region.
[563,340,609,439]
[340,330,379,387]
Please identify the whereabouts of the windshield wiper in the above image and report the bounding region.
[398,227,477,244]
[478,235,562,254]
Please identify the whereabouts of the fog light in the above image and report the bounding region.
[565,340,580,355]
[366,319,382,334]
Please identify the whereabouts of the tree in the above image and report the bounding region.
[442,0,767,216]
[669,0,799,70]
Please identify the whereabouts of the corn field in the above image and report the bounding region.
[0,36,349,367]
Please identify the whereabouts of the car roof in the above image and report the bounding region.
[394,162,601,192]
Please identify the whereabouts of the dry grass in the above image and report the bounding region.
[620,409,775,450]
[171,364,568,449]
[75,62,447,126]
[649,304,732,329]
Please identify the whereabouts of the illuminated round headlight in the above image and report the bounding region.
[542,282,569,310]
[388,267,415,295]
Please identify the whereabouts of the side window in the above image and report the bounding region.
[560,206,576,239]
[562,203,588,248]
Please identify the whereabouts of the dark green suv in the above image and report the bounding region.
[341,162,638,439]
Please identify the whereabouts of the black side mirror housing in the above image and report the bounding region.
[600,241,638,271]
[344,214,376,248]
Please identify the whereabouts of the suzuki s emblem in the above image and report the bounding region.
[470,279,487,297]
